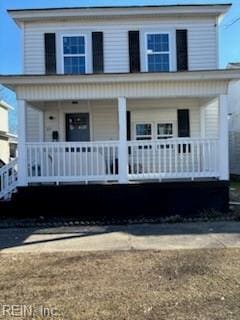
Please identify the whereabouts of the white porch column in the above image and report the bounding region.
[118,97,128,183]
[17,99,28,186]
[200,105,206,138]
[39,110,44,142]
[219,95,229,180]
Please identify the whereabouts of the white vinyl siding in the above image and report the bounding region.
[204,98,219,139]
[26,98,220,145]
[41,100,118,142]
[24,30,45,74]
[128,98,201,139]
[26,105,41,142]
[91,103,118,140]
[188,26,217,70]
[104,29,129,73]
[23,16,218,74]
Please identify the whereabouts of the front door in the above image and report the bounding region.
[66,113,90,141]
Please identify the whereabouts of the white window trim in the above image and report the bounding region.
[135,122,154,140]
[134,121,176,141]
[145,32,172,73]
[156,122,174,139]
[61,34,88,74]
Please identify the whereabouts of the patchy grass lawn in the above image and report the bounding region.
[0,249,240,319]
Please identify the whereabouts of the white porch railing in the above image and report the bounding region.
[128,138,219,180]
[0,159,18,199]
[25,139,220,184]
[26,141,119,183]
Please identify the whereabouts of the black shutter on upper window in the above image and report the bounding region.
[92,32,104,73]
[44,33,56,74]
[128,31,140,73]
[177,109,190,137]
[176,30,188,71]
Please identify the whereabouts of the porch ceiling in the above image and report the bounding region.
[1,69,240,101]
[29,97,212,110]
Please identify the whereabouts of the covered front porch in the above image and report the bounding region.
[21,94,227,185]
[5,70,232,187]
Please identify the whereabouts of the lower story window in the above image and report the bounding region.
[136,123,152,140]
[135,122,174,140]
[157,123,173,139]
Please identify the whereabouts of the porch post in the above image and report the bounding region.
[39,110,44,142]
[17,99,28,186]
[219,95,229,180]
[200,105,206,138]
[118,97,128,183]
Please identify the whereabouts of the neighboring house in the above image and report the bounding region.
[0,100,16,166]
[0,4,240,213]
[228,63,240,176]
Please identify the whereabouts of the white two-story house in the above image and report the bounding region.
[0,4,239,215]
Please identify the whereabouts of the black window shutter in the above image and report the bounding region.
[44,33,56,74]
[178,109,190,153]
[177,109,190,137]
[127,111,131,141]
[176,30,188,71]
[92,32,104,73]
[128,31,140,73]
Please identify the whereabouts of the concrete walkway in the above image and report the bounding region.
[0,221,240,253]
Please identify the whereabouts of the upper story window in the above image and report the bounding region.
[62,35,86,74]
[146,33,170,72]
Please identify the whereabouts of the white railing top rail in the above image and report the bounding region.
[128,138,218,144]
[26,141,119,146]
[0,158,18,200]
[0,158,17,175]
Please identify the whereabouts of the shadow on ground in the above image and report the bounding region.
[0,221,240,251]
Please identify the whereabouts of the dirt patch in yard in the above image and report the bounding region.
[0,249,240,319]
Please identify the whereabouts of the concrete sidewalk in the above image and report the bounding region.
[0,221,240,253]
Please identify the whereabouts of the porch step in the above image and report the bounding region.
[0,181,229,220]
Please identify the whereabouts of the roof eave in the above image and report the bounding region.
[8,4,231,26]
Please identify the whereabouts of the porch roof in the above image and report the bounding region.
[1,69,240,101]
[1,69,240,86]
